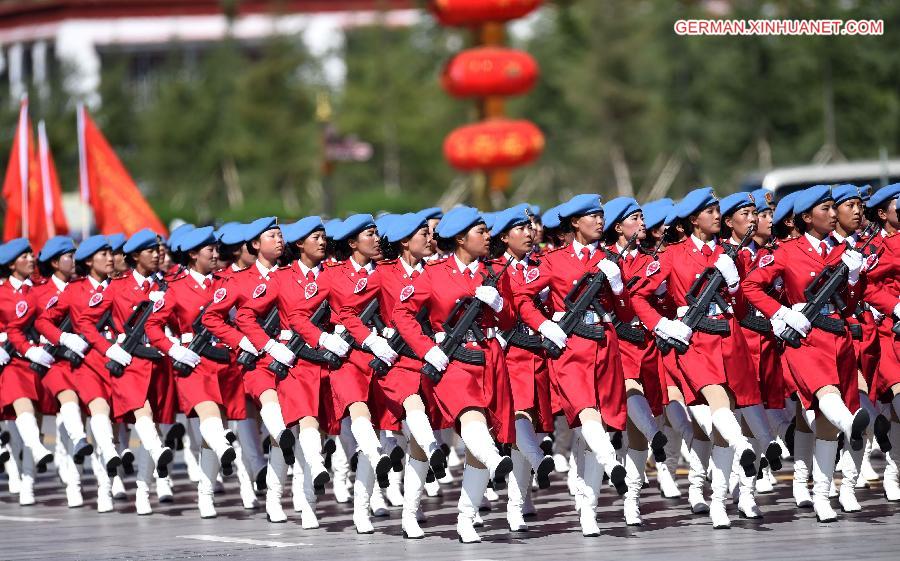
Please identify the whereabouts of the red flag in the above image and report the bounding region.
[37,120,69,241]
[77,105,168,237]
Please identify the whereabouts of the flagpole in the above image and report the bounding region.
[37,120,56,238]
[76,103,89,239]
[18,95,29,239]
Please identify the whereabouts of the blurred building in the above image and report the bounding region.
[0,0,419,105]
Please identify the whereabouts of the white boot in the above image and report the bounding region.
[402,457,428,539]
[515,418,554,489]
[457,465,489,543]
[232,440,258,509]
[579,451,603,536]
[332,436,352,503]
[812,439,839,522]
[66,481,84,508]
[838,447,863,513]
[89,414,122,477]
[198,448,219,519]
[709,445,734,529]
[156,476,174,503]
[134,416,174,479]
[657,425,682,498]
[18,449,36,506]
[386,468,405,507]
[297,426,330,496]
[353,455,376,534]
[460,421,513,487]
[624,448,646,526]
[265,446,288,523]
[735,439,762,519]
[15,413,54,474]
[92,451,114,513]
[506,449,530,531]
[370,484,390,516]
[291,457,319,529]
[688,439,712,514]
[135,447,154,515]
[710,409,756,478]
[793,430,814,507]
[350,417,391,489]
[884,422,900,502]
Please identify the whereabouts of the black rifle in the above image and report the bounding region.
[1,340,16,373]
[43,316,85,368]
[310,299,381,371]
[172,307,230,376]
[541,263,611,359]
[657,226,756,355]
[107,301,164,377]
[780,227,879,348]
[274,301,343,379]
[602,233,648,344]
[237,307,278,370]
[421,258,513,384]
[737,241,781,334]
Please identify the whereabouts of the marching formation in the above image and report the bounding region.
[1,183,899,542]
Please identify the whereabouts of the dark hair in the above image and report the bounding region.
[381,239,402,261]
[864,199,891,226]
[0,264,12,279]
[333,239,353,262]
[37,259,55,278]
[74,259,91,278]
[436,236,457,254]
[541,227,563,247]
[489,234,508,259]
[794,212,810,233]
[558,214,576,234]
[244,238,259,257]
[601,228,620,247]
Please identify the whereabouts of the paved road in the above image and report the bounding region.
[2,456,899,561]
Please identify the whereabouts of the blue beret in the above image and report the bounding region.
[772,192,799,224]
[385,212,428,243]
[436,206,483,239]
[602,197,641,233]
[675,187,718,219]
[490,206,532,237]
[718,192,755,217]
[750,188,774,212]
[38,236,75,262]
[541,205,561,229]
[481,212,498,231]
[832,184,863,206]
[74,234,111,261]
[529,204,541,217]
[123,228,160,254]
[334,214,376,242]
[792,185,833,216]
[641,198,673,230]
[0,238,32,266]
[282,216,325,244]
[418,207,444,220]
[557,193,603,219]
[867,183,900,208]
[107,233,126,253]
[375,213,400,237]
[859,185,872,202]
[215,222,243,245]
[178,226,217,253]
[245,217,279,241]
[664,205,680,226]
[167,224,195,250]
[324,219,343,239]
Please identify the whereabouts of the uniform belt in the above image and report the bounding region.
[551,311,613,324]
[434,327,498,344]
[675,304,732,318]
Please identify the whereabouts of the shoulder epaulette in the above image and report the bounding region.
[324,259,343,268]
[426,257,449,267]
[378,258,399,265]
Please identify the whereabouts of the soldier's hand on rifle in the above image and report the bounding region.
[168,344,201,368]
[775,306,811,337]
[475,285,504,313]
[59,332,88,357]
[0,344,10,366]
[841,249,864,285]
[770,317,789,340]
[264,340,296,366]
[319,332,350,357]
[364,334,398,366]
[238,336,259,355]
[423,346,449,372]
[655,317,692,345]
[25,346,55,368]
[714,254,741,292]
[105,344,132,367]
[597,258,624,295]
[538,320,567,349]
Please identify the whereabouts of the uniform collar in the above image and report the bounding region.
[453,255,479,275]
[255,260,274,279]
[188,268,211,287]
[297,260,322,279]
[51,275,67,292]
[571,238,599,257]
[831,230,856,245]
[7,275,31,292]
[399,258,423,277]
[804,232,835,251]
[504,252,530,269]
[349,257,375,275]
[87,275,108,290]
[231,263,242,272]
[614,243,637,259]
[690,234,716,252]
[132,269,150,286]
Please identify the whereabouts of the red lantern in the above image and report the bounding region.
[444,119,545,171]
[442,47,538,98]
[431,0,542,26]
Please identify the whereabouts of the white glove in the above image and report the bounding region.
[105,344,132,367]
[319,332,350,357]
[597,258,624,295]
[25,346,55,368]
[0,345,10,366]
[238,336,259,355]
[59,332,88,357]
[364,334,398,366]
[474,285,504,313]
[654,317,693,345]
[265,340,296,366]
[841,249,864,285]
[538,320,568,349]
[148,291,164,302]
[871,307,884,323]
[168,344,201,368]
[423,346,449,372]
[495,332,508,350]
[714,254,740,292]
[770,317,789,339]
[893,302,900,320]
[774,306,811,337]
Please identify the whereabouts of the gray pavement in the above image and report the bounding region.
[2,456,900,561]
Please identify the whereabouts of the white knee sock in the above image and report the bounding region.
[580,419,617,466]
[89,413,117,456]
[817,394,853,435]
[298,427,325,470]
[350,417,382,464]
[710,408,749,450]
[236,418,265,473]
[58,402,87,442]
[627,395,660,441]
[665,401,693,442]
[15,412,45,452]
[739,404,774,444]
[514,418,545,471]
[259,402,287,437]
[460,421,501,469]
[199,418,228,455]
[133,416,163,455]
[404,410,437,456]
[689,404,713,438]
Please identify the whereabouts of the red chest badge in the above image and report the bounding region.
[354,277,368,294]
[865,253,879,271]
[15,300,28,318]
[213,287,227,304]
[399,285,415,302]
[524,268,540,284]
[45,295,58,310]
[88,292,104,307]
[304,282,318,300]
[152,298,165,312]
[759,254,775,268]
[252,283,267,299]
[645,261,661,277]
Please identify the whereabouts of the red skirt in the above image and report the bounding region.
[219,362,247,420]
[741,326,786,410]
[546,328,626,431]
[0,359,55,415]
[111,356,174,420]
[175,359,224,414]
[41,360,78,399]
[328,350,375,422]
[371,355,423,432]
[278,360,322,426]
[618,335,666,416]
[505,345,555,433]
[872,318,900,403]
[151,361,178,424]
[851,312,880,386]
[318,368,341,435]
[73,350,113,406]
[783,325,859,412]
